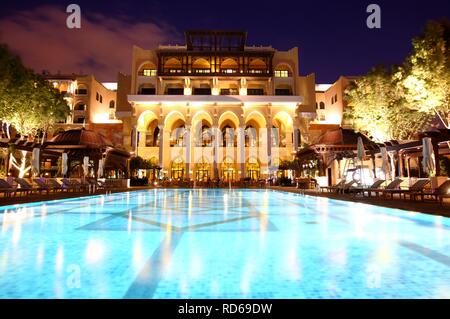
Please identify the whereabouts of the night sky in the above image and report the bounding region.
[1,0,449,82]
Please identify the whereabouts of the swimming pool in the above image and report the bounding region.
[0,189,449,298]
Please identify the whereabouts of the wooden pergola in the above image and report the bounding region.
[296,128,380,177]
[1,128,130,178]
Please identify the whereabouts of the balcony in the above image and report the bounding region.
[128,94,302,107]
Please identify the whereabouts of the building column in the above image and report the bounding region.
[185,125,191,179]
[266,124,272,170]
[132,125,137,154]
[432,138,441,176]
[237,126,245,179]
[158,124,164,169]
[293,126,300,151]
[212,126,219,179]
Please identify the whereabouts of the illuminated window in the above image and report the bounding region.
[109,109,115,120]
[274,70,289,77]
[142,69,157,76]
[248,69,263,74]
[194,69,210,74]
[320,114,326,121]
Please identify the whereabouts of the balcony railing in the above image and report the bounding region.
[159,69,272,77]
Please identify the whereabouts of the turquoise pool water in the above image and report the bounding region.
[0,189,449,299]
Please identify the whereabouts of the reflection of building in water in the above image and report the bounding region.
[116,30,317,181]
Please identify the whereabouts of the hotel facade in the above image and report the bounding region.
[116,30,317,181]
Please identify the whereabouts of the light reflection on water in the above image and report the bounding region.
[0,189,449,298]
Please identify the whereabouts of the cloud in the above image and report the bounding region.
[0,5,179,81]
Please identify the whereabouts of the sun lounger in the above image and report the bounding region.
[15,178,49,195]
[413,179,450,203]
[363,178,403,197]
[47,178,67,192]
[349,179,385,196]
[0,179,21,197]
[33,178,56,193]
[383,178,430,200]
[61,178,84,192]
[320,180,345,193]
[338,180,357,194]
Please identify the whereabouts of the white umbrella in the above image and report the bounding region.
[32,148,40,176]
[357,136,365,162]
[422,137,436,175]
[97,158,105,178]
[83,156,89,177]
[62,153,68,176]
[380,147,389,180]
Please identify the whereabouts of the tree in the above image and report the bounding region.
[400,20,450,128]
[0,44,70,177]
[345,66,433,142]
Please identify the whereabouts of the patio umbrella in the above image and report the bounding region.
[97,158,105,178]
[61,153,68,176]
[380,147,389,180]
[31,148,40,176]
[357,136,365,162]
[83,156,89,177]
[422,137,436,175]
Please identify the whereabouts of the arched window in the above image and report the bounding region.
[192,58,210,74]
[248,58,267,74]
[109,100,115,108]
[221,125,235,147]
[319,102,325,109]
[74,103,86,111]
[220,58,238,73]
[171,121,186,147]
[164,57,182,73]
[145,120,159,147]
[245,125,257,147]
[139,62,157,77]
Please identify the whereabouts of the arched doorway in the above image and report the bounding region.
[246,158,260,180]
[171,157,184,180]
[222,157,235,181]
[195,157,210,181]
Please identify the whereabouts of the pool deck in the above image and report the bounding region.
[1,185,450,218]
[270,186,450,218]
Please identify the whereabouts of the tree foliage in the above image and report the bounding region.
[0,44,69,140]
[399,20,450,128]
[344,20,450,141]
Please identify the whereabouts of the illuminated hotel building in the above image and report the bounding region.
[116,30,317,181]
[43,73,123,145]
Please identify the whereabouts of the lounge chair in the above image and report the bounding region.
[61,178,84,192]
[383,178,430,200]
[33,178,55,193]
[47,178,67,192]
[320,180,345,193]
[0,179,20,197]
[338,180,357,194]
[413,179,450,203]
[363,178,403,197]
[349,179,385,196]
[15,178,49,195]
